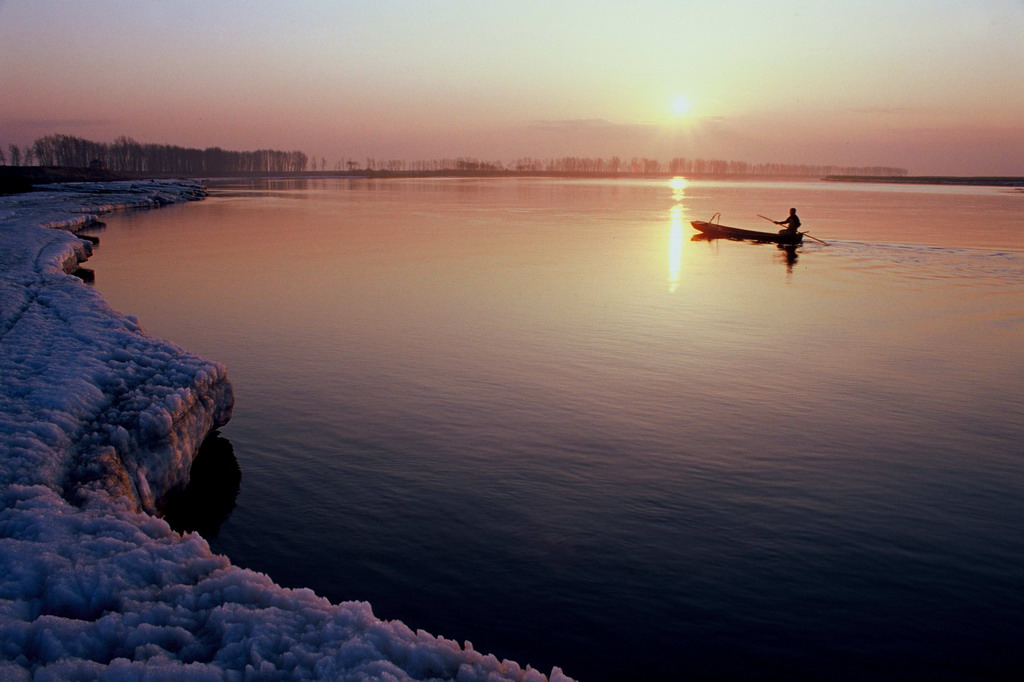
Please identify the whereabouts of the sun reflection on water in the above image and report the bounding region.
[667,178,688,292]
[669,176,688,201]
[669,206,685,292]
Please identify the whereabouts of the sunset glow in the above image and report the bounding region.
[669,177,688,196]
[671,96,692,118]
[668,203,684,292]
[1,1,1023,174]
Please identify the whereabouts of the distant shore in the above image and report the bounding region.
[3,165,1022,195]
[824,175,1024,187]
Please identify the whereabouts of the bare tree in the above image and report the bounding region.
[24,134,312,174]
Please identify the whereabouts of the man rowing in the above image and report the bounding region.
[774,208,801,236]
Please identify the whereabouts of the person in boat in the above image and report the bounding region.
[775,208,801,235]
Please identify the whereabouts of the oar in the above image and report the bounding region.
[757,214,829,245]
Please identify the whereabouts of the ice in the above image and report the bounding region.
[0,181,570,681]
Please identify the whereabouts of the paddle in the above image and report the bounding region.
[757,214,829,245]
[800,232,829,245]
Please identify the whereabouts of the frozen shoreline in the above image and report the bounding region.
[0,181,568,681]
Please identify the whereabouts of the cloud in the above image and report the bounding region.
[0,119,120,145]
[528,118,657,135]
[511,116,765,162]
[841,106,919,116]
[6,118,117,129]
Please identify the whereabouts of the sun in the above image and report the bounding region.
[670,95,691,117]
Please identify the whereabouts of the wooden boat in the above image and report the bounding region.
[690,214,803,244]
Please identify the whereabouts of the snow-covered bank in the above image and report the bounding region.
[0,182,569,681]
[0,181,228,514]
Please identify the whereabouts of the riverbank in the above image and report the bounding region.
[825,174,1024,187]
[0,180,569,680]
[7,165,1023,194]
[0,166,132,194]
[0,166,783,192]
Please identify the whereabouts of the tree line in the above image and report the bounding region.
[1,134,907,178]
[667,158,907,177]
[361,156,906,177]
[5,135,308,174]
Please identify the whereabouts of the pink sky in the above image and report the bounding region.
[2,0,1023,175]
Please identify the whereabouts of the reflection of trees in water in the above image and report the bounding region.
[162,431,241,539]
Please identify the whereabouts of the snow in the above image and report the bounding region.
[0,181,570,681]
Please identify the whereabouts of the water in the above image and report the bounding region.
[88,178,1024,680]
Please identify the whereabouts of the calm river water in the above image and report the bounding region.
[89,177,1023,681]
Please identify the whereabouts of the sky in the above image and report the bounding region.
[1,0,1023,175]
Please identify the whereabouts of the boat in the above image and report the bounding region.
[690,213,803,244]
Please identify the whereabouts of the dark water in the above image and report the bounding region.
[90,178,1024,680]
